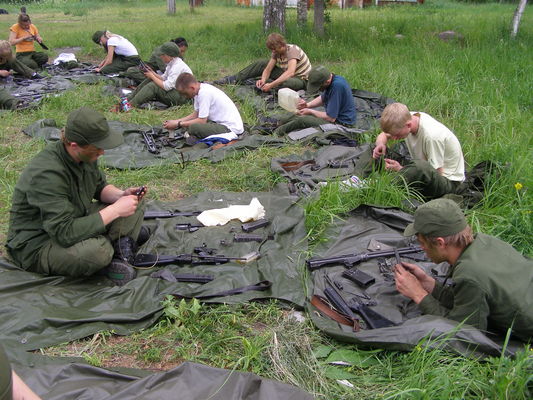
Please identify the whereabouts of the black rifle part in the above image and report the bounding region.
[168,273,214,283]
[150,269,214,283]
[325,274,396,330]
[306,245,425,271]
[134,185,146,200]
[133,252,246,267]
[233,233,274,243]
[342,268,375,288]
[323,275,360,323]
[241,218,270,232]
[142,129,160,154]
[348,299,396,329]
[175,223,204,233]
[143,210,201,219]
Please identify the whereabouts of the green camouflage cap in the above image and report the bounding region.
[404,199,467,237]
[65,107,123,150]
[92,30,105,44]
[155,42,181,58]
[306,66,331,95]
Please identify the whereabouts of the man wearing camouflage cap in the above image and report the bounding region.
[125,41,192,109]
[6,107,147,285]
[274,66,356,135]
[394,198,532,341]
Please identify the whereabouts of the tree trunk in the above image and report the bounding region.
[511,0,528,38]
[167,0,176,15]
[297,0,307,28]
[263,0,287,33]
[314,0,325,36]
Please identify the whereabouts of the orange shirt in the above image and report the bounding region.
[10,23,39,53]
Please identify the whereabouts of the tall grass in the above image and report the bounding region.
[1,1,532,398]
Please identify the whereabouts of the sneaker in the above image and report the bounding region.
[103,259,136,286]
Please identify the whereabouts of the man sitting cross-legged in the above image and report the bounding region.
[214,32,311,93]
[394,198,532,342]
[372,102,465,200]
[273,66,356,136]
[6,107,148,285]
[163,73,244,144]
[126,42,192,109]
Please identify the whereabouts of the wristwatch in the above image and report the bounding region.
[177,121,182,128]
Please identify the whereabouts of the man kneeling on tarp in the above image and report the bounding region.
[394,199,532,341]
[6,107,148,285]
[273,65,356,136]
[373,102,465,200]
[163,73,244,145]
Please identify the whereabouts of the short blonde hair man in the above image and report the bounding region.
[380,102,412,134]
[372,102,465,199]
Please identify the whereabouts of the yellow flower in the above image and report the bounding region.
[514,182,523,191]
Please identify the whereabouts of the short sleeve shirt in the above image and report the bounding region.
[161,57,192,91]
[321,75,356,125]
[194,83,244,135]
[272,44,312,80]
[405,112,465,181]
[10,23,38,53]
[107,36,138,57]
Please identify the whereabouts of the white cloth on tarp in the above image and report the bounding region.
[53,53,77,65]
[197,198,265,226]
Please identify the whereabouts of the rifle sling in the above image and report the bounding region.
[173,280,272,300]
[311,295,360,332]
[280,159,316,172]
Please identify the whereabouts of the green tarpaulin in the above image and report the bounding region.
[306,205,525,358]
[0,188,307,353]
[23,119,285,169]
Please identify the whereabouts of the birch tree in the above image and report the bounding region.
[511,0,528,38]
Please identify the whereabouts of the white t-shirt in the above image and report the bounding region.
[107,36,138,57]
[405,112,465,182]
[194,83,244,136]
[162,57,192,91]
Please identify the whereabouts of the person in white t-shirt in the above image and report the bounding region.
[92,30,140,75]
[373,102,465,199]
[163,73,244,144]
[127,42,192,108]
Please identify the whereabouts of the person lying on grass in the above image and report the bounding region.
[394,198,532,342]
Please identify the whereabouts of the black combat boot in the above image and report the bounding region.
[112,236,138,264]
[136,225,152,247]
[104,259,136,286]
[213,75,237,85]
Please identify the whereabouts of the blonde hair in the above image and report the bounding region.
[423,225,474,249]
[380,102,412,134]
[266,33,286,50]
[0,40,13,63]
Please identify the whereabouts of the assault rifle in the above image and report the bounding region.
[306,245,426,271]
[324,275,395,329]
[133,252,254,267]
[142,129,160,154]
[144,210,201,219]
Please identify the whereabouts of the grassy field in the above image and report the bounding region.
[1,0,532,398]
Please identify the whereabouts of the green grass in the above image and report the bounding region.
[1,0,532,398]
